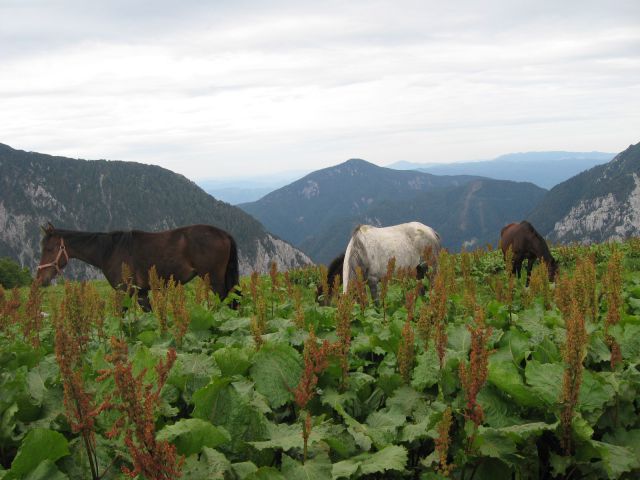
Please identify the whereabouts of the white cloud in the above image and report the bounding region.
[0,0,638,179]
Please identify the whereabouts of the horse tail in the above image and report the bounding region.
[343,231,366,294]
[225,235,240,309]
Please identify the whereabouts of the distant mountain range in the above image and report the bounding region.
[528,142,640,243]
[0,144,311,277]
[4,141,636,275]
[389,151,614,189]
[197,171,308,205]
[240,159,546,263]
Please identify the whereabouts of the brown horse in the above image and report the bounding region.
[36,223,239,309]
[500,221,557,285]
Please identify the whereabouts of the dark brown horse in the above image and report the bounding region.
[36,223,239,309]
[500,221,557,285]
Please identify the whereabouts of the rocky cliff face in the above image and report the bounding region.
[528,141,640,244]
[551,173,640,243]
[0,143,312,279]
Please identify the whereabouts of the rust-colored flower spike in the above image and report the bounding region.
[603,249,624,368]
[573,254,597,321]
[269,261,279,316]
[170,283,190,347]
[424,271,449,369]
[284,270,294,298]
[269,261,279,289]
[435,407,455,477]
[149,267,170,334]
[354,266,368,313]
[530,260,552,309]
[60,282,99,353]
[417,302,433,351]
[292,326,332,463]
[438,250,457,297]
[560,298,588,455]
[502,247,515,317]
[22,278,44,347]
[554,271,573,319]
[379,257,396,323]
[249,271,260,304]
[398,318,415,384]
[318,264,330,304]
[335,291,354,388]
[100,337,183,479]
[194,273,213,307]
[459,307,493,428]
[53,299,108,480]
[331,274,341,304]
[405,289,417,324]
[293,286,305,329]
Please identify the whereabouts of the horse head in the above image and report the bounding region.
[36,223,69,286]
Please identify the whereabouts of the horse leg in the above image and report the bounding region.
[525,258,535,287]
[513,254,524,279]
[138,289,152,312]
[368,278,379,304]
[207,270,227,304]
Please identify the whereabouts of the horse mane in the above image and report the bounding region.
[500,223,516,236]
[520,221,555,263]
[51,228,133,258]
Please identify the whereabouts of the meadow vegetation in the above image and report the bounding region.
[1,240,640,479]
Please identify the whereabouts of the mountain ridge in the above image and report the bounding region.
[240,158,547,263]
[0,143,311,277]
[527,142,640,243]
[388,151,614,189]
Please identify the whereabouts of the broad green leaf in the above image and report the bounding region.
[250,343,302,408]
[412,349,439,390]
[22,460,68,480]
[359,445,408,476]
[365,409,407,448]
[488,359,540,408]
[8,429,69,478]
[588,440,639,479]
[498,329,531,364]
[168,352,220,401]
[477,386,525,428]
[473,429,517,459]
[332,457,360,479]
[214,347,252,377]
[192,378,234,422]
[245,466,286,480]
[181,447,232,480]
[524,360,562,406]
[232,461,259,479]
[332,445,407,479]
[603,428,640,464]
[516,307,552,343]
[579,371,616,413]
[281,453,332,480]
[619,324,640,360]
[189,304,216,331]
[192,378,269,452]
[249,421,330,452]
[531,337,561,363]
[157,418,231,456]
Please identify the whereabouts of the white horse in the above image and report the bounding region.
[342,221,441,299]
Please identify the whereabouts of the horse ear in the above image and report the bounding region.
[42,222,55,234]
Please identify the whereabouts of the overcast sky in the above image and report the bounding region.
[0,1,638,180]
